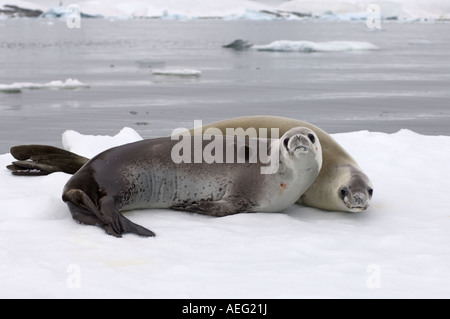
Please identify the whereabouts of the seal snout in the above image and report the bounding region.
[286,134,314,155]
[341,186,372,212]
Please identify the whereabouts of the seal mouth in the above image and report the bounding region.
[343,197,369,212]
[341,190,370,213]
[344,197,369,213]
[346,204,369,212]
[293,145,309,153]
[283,131,316,157]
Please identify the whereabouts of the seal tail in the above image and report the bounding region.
[7,145,89,176]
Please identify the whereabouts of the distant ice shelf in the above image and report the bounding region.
[2,0,450,21]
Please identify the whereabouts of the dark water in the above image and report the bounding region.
[1,19,450,153]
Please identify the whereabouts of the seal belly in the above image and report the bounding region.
[118,163,230,211]
[172,166,229,207]
[117,163,175,211]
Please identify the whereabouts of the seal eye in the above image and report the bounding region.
[308,133,315,144]
[340,187,348,199]
[283,137,290,150]
[368,188,373,197]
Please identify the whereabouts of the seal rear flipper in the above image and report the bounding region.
[67,202,103,227]
[64,189,120,236]
[64,189,121,236]
[9,160,60,176]
[7,163,52,176]
[8,145,89,176]
[64,190,155,237]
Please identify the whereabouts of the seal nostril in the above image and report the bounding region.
[354,193,366,204]
[308,133,315,144]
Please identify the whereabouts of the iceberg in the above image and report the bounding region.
[41,6,103,19]
[2,0,450,20]
[278,0,450,21]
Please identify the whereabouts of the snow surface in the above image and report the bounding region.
[0,79,89,93]
[253,40,379,52]
[62,128,143,159]
[1,127,449,298]
[2,0,450,20]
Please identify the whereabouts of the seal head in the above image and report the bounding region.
[259,127,322,213]
[337,166,373,212]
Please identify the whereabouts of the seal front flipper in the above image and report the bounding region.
[100,196,155,237]
[119,216,156,237]
[171,199,253,217]
[8,145,89,176]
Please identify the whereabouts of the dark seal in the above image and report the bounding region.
[62,128,322,237]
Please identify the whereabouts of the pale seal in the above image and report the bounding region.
[61,127,322,237]
[195,116,373,213]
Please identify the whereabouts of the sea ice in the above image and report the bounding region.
[1,126,449,298]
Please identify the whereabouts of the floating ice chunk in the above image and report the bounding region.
[0,83,22,93]
[43,78,90,89]
[152,69,202,77]
[0,78,89,93]
[254,40,379,52]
